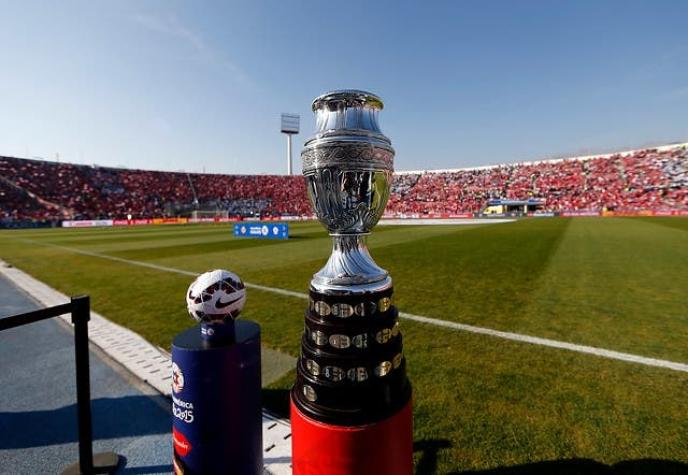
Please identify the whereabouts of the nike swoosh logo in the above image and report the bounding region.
[215,295,243,309]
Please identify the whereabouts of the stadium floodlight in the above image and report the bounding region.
[280,113,300,175]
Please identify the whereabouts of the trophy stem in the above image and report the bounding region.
[310,234,391,294]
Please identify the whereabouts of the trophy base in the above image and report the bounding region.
[290,396,413,475]
[294,284,411,425]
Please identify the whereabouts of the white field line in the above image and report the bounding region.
[10,237,688,374]
[398,312,688,373]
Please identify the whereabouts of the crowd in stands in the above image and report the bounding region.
[0,178,62,221]
[0,157,310,221]
[0,144,686,222]
[387,145,688,215]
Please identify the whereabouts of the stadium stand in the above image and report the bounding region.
[0,157,310,221]
[0,144,686,223]
[388,144,688,215]
[0,178,54,221]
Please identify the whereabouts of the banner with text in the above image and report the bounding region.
[233,222,289,240]
[62,219,113,228]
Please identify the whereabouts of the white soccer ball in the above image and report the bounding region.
[186,269,246,324]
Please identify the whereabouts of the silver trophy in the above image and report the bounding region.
[302,90,395,295]
[293,90,409,427]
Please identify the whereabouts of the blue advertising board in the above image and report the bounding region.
[233,222,288,240]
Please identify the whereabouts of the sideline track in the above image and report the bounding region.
[9,237,688,375]
[0,273,173,474]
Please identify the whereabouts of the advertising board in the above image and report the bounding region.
[233,222,289,240]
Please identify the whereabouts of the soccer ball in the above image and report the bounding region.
[186,269,246,324]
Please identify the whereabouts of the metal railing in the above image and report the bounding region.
[0,295,120,475]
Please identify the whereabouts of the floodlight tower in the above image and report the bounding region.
[281,113,300,175]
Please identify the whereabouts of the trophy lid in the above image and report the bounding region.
[312,90,384,112]
[305,89,391,150]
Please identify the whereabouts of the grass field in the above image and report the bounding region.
[1,217,687,474]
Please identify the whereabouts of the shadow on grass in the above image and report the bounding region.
[415,439,452,474]
[453,459,688,475]
[413,440,688,475]
[262,387,291,419]
[287,234,314,240]
[255,403,688,475]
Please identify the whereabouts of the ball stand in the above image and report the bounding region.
[171,320,262,475]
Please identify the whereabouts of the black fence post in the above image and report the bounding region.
[0,295,120,474]
[72,295,95,475]
[60,296,119,475]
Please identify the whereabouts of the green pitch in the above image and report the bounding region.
[1,217,687,473]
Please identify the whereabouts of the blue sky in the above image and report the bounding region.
[1,1,686,174]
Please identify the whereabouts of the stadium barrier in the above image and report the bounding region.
[187,217,237,224]
[62,219,114,228]
[152,217,189,225]
[0,219,56,229]
[57,209,687,229]
[61,216,316,228]
[112,219,153,226]
[602,210,688,217]
[560,211,601,217]
[654,210,688,216]
[382,213,474,219]
[0,296,120,475]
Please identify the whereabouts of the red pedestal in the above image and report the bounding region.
[290,397,413,475]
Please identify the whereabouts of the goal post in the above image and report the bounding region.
[191,209,229,220]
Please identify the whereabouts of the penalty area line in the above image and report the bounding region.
[13,237,688,374]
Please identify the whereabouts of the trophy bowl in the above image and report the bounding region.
[302,90,395,235]
[301,90,395,292]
